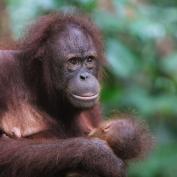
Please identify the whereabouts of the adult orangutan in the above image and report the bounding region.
[0,13,152,177]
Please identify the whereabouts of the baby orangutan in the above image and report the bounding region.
[66,118,153,177]
[89,118,152,160]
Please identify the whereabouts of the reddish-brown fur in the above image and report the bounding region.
[0,13,152,177]
[89,118,152,160]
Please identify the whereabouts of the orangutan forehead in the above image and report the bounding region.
[56,25,97,57]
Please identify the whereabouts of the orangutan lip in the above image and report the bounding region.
[72,93,99,101]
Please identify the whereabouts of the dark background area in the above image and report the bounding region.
[0,0,177,177]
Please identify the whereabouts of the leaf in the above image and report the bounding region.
[106,39,138,78]
[129,19,166,40]
[161,53,177,79]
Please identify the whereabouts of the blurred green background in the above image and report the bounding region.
[0,0,177,177]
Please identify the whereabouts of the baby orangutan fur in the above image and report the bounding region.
[66,118,153,177]
[89,118,153,160]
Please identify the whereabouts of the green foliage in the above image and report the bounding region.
[129,143,177,177]
[5,0,177,176]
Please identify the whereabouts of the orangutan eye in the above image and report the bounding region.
[69,57,80,65]
[85,56,96,69]
[67,57,81,71]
